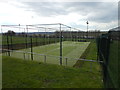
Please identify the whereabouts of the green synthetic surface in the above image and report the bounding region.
[5,41,90,67]
[2,56,103,88]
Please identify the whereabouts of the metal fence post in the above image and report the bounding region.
[7,35,10,56]
[65,58,68,66]
[36,36,37,46]
[10,34,13,57]
[10,34,13,51]
[30,36,33,60]
[23,52,25,60]
[60,24,62,65]
[26,25,30,60]
[5,51,7,56]
[44,55,46,63]
[25,34,27,49]
[39,35,40,46]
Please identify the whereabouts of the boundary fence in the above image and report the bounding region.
[97,27,119,88]
[2,49,103,72]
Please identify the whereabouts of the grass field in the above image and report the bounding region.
[1,35,60,45]
[5,41,90,67]
[2,39,103,88]
[1,35,90,45]
[2,56,103,88]
[73,40,98,67]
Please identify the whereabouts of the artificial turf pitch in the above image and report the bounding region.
[4,41,90,67]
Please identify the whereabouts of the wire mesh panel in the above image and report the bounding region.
[1,23,92,67]
[97,27,120,88]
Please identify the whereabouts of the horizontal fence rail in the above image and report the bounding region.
[2,49,103,72]
[1,49,103,63]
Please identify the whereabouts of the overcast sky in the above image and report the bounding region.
[0,0,119,31]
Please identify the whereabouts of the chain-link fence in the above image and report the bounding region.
[97,27,120,88]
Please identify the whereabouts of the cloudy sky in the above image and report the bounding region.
[0,0,119,31]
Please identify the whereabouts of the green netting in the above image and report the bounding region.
[97,30,119,88]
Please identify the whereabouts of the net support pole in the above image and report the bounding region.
[30,36,33,60]
[60,24,62,65]
[26,25,29,60]
[10,34,13,51]
[44,55,46,63]
[23,52,25,60]
[70,27,72,41]
[7,34,10,56]
[36,35,37,46]
[65,58,68,66]
[86,21,89,39]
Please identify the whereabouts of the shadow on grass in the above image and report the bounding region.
[73,41,96,68]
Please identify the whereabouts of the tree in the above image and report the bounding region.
[5,30,16,36]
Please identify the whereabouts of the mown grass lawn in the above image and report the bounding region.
[73,40,103,87]
[74,40,99,67]
[2,56,103,88]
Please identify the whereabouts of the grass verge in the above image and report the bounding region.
[73,40,97,68]
[2,56,103,88]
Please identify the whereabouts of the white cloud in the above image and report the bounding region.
[1,0,119,2]
[0,1,118,32]
[0,2,37,25]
